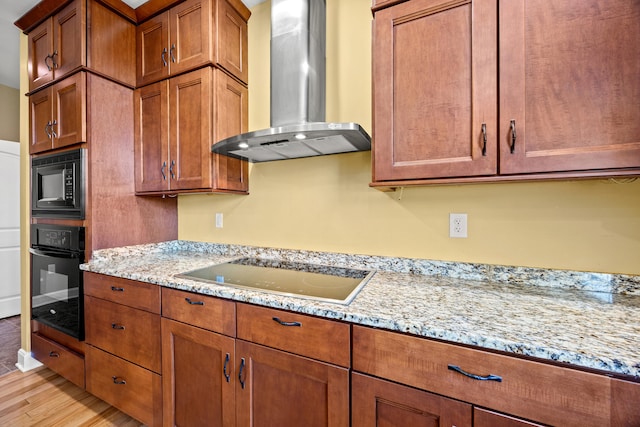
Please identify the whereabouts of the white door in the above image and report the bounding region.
[0,140,20,318]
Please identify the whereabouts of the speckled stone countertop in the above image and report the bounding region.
[81,240,640,379]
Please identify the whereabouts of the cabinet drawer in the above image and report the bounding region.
[86,345,162,427]
[237,303,350,367]
[353,326,612,427]
[85,295,161,373]
[84,272,160,314]
[31,332,85,389]
[161,287,235,336]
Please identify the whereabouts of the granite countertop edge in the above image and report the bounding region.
[81,240,640,379]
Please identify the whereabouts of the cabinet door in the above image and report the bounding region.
[236,340,350,427]
[213,69,248,192]
[499,0,640,174]
[162,317,235,427]
[134,80,170,193]
[52,0,86,81]
[474,408,544,427]
[169,68,212,190]
[372,0,497,181]
[216,0,249,84]
[352,373,472,427]
[169,0,212,76]
[29,88,54,154]
[137,13,170,87]
[27,18,54,92]
[52,72,86,150]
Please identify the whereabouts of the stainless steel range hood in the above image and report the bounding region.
[211,0,371,162]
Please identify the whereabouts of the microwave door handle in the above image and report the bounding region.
[29,248,81,259]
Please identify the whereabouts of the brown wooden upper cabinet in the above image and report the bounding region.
[29,72,86,154]
[136,0,249,87]
[134,67,248,195]
[371,0,640,186]
[26,0,136,93]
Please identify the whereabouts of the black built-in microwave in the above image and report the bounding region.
[31,148,85,219]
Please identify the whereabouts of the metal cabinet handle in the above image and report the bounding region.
[111,323,125,330]
[51,50,59,69]
[238,358,246,389]
[170,43,176,63]
[161,47,168,67]
[185,297,204,305]
[272,317,302,327]
[481,123,487,156]
[45,121,52,138]
[223,353,231,383]
[161,161,167,180]
[51,120,58,139]
[44,54,53,71]
[110,286,124,292]
[509,119,517,154]
[170,160,176,179]
[447,364,502,382]
[112,376,126,385]
[48,351,59,358]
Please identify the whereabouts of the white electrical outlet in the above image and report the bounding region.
[215,213,223,228]
[449,213,467,238]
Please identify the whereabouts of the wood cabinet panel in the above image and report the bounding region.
[52,0,85,82]
[352,372,472,427]
[84,295,161,373]
[237,303,350,367]
[84,272,161,314]
[499,0,640,175]
[29,72,86,154]
[353,325,613,427]
[372,0,497,181]
[134,67,248,194]
[27,18,54,91]
[31,332,85,389]
[161,287,235,336]
[161,317,236,427]
[136,0,249,86]
[86,345,162,427]
[474,408,545,427]
[235,340,350,427]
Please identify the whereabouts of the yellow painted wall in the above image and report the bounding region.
[0,83,20,142]
[179,0,640,275]
[19,34,31,350]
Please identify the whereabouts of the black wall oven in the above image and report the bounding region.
[31,148,85,219]
[30,224,85,340]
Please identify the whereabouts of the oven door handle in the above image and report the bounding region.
[29,247,83,259]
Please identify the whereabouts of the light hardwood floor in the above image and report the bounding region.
[0,367,143,426]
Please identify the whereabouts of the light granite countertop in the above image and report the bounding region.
[80,240,640,379]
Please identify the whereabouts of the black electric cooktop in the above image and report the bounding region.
[176,257,374,304]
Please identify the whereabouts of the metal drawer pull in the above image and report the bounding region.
[170,43,176,63]
[161,161,167,180]
[223,353,231,383]
[50,120,57,139]
[45,121,52,138]
[49,351,59,358]
[112,376,126,385]
[111,323,125,330]
[481,123,487,156]
[110,286,124,292]
[238,358,246,389]
[448,364,502,382]
[185,297,204,305]
[44,54,53,71]
[509,119,517,153]
[161,47,168,67]
[272,317,301,327]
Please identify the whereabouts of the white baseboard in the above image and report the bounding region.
[0,296,21,319]
[16,348,43,372]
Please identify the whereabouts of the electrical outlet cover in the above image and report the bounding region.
[449,213,467,238]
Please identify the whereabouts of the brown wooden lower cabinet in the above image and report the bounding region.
[85,345,162,427]
[351,372,472,427]
[31,331,85,389]
[235,340,350,427]
[161,317,235,427]
[474,408,545,427]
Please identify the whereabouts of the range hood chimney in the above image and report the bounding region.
[211,0,371,162]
